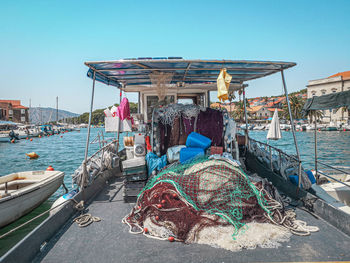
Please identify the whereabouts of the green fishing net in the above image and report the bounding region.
[136,157,272,237]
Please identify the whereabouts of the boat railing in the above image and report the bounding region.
[315,161,350,189]
[249,137,350,190]
[248,137,299,162]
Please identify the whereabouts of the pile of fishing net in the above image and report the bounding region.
[123,157,318,251]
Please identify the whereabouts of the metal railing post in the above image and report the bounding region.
[314,111,319,183]
[243,86,249,148]
[281,70,302,190]
[116,87,123,155]
[81,70,96,189]
[269,146,273,171]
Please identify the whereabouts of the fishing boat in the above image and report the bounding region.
[0,121,19,142]
[0,170,64,228]
[2,58,350,262]
[14,125,42,139]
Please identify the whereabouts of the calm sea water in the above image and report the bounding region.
[0,128,349,255]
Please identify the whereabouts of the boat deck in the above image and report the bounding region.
[37,176,350,263]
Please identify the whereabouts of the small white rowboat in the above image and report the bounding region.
[0,170,64,228]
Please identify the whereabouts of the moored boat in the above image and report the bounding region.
[0,170,64,228]
[2,58,350,262]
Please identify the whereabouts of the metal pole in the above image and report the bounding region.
[281,70,302,189]
[314,111,319,183]
[56,96,58,124]
[137,91,141,114]
[116,88,123,155]
[243,86,249,147]
[81,71,96,189]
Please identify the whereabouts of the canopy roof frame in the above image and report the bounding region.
[84,58,296,90]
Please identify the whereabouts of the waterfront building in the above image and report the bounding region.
[307,71,350,124]
[0,100,29,123]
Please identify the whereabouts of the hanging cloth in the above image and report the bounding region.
[217,68,232,102]
[116,97,134,124]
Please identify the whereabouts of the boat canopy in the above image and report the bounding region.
[84,58,296,91]
[302,90,350,115]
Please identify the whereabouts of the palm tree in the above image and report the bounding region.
[281,95,304,121]
[233,99,249,122]
[305,110,324,123]
[336,106,349,121]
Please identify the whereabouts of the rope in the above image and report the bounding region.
[73,213,101,228]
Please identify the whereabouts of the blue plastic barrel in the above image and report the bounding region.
[288,175,303,188]
[305,170,316,184]
[180,147,204,164]
[186,132,212,150]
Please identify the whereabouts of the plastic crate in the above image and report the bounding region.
[124,173,148,182]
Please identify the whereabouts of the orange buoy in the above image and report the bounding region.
[155,216,160,221]
[26,137,29,140]
[30,138,33,141]
[46,165,54,171]
[144,227,148,233]
[168,236,175,242]
[26,152,39,159]
[172,193,177,198]
[60,136,63,138]
[157,204,162,209]
[11,139,15,143]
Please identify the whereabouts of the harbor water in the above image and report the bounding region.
[0,128,349,256]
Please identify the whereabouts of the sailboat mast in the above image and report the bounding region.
[56,96,58,124]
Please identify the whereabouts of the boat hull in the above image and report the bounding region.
[0,171,64,228]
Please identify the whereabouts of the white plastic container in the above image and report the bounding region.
[125,146,134,160]
[122,157,146,169]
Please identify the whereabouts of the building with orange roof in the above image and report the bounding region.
[307,70,350,123]
[210,102,235,112]
[0,100,29,123]
[247,105,274,120]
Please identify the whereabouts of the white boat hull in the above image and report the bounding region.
[0,171,64,227]
[0,135,10,142]
[320,182,350,207]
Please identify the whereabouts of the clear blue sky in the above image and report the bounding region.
[1,0,349,113]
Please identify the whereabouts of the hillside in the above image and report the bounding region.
[29,107,79,124]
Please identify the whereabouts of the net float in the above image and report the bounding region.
[46,165,54,171]
[25,152,39,159]
[155,216,160,221]
[172,193,177,198]
[168,236,175,242]
[157,204,162,209]
[161,200,166,204]
[144,227,148,233]
[30,138,33,141]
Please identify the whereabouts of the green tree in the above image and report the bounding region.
[305,110,324,122]
[233,99,248,122]
[281,95,304,120]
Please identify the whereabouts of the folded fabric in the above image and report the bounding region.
[145,152,167,176]
[167,145,186,163]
